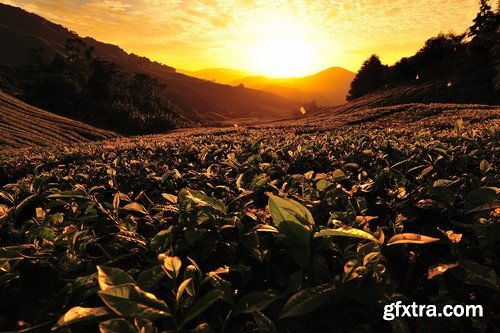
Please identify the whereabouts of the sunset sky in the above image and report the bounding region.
[1,0,482,77]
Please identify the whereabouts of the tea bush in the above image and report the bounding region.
[0,120,498,332]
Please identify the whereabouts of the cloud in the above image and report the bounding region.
[87,0,132,12]
[2,0,480,72]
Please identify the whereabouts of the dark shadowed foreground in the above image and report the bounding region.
[0,101,499,332]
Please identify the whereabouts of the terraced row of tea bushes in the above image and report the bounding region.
[0,125,498,332]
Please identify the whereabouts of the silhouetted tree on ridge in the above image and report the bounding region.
[469,0,499,42]
[467,0,499,92]
[346,55,389,101]
[345,0,499,104]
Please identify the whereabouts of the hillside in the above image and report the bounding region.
[316,83,500,117]
[177,68,252,84]
[0,91,119,149]
[1,80,497,151]
[346,32,499,105]
[229,67,355,105]
[0,4,298,122]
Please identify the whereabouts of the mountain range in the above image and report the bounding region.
[178,67,355,106]
[228,67,355,106]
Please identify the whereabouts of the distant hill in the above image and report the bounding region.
[177,68,252,84]
[266,85,500,132]
[0,4,298,123]
[0,91,118,149]
[346,4,499,105]
[229,67,355,106]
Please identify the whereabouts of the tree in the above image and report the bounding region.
[17,37,180,134]
[346,55,389,101]
[468,0,499,40]
[468,0,499,95]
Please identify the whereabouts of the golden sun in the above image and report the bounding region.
[250,34,316,78]
[245,16,318,78]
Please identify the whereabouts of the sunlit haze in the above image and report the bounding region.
[1,0,481,77]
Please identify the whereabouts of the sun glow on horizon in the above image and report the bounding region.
[249,34,317,78]
[244,16,321,78]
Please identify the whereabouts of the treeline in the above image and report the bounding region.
[347,0,499,104]
[7,38,180,135]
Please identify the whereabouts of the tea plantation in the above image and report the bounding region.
[0,104,499,332]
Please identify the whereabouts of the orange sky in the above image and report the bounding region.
[1,0,482,77]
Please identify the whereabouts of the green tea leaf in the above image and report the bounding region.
[268,194,312,247]
[464,188,500,213]
[15,194,39,217]
[233,290,280,315]
[52,307,112,330]
[163,255,182,279]
[137,266,165,291]
[268,194,314,226]
[208,275,234,305]
[180,189,227,214]
[161,193,178,204]
[433,179,455,187]
[98,318,137,333]
[279,284,334,318]
[387,233,440,246]
[479,160,491,174]
[59,252,83,272]
[176,278,193,303]
[123,202,148,215]
[332,169,347,181]
[48,212,64,224]
[149,226,173,253]
[315,227,381,243]
[47,191,87,199]
[32,227,56,241]
[252,311,276,333]
[98,283,170,319]
[183,290,223,325]
[97,266,135,291]
[0,248,22,260]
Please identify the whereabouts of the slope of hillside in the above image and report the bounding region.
[0,4,298,121]
[0,91,119,149]
[229,67,355,105]
[177,68,252,84]
[305,83,500,120]
[264,84,500,131]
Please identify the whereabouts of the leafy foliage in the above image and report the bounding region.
[0,110,499,332]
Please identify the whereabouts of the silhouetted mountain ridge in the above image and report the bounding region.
[229,67,355,106]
